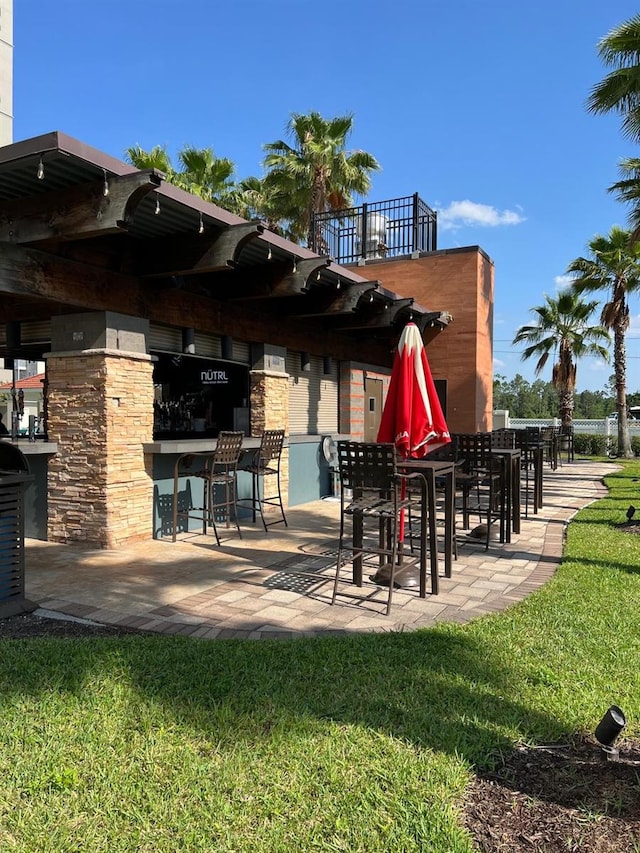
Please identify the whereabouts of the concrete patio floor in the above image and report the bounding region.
[24,459,614,639]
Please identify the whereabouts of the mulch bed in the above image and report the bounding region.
[1,613,639,851]
[463,736,640,852]
[0,611,146,639]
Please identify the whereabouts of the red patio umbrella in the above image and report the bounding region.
[377,322,450,458]
[375,322,451,588]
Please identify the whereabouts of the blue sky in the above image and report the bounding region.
[12,0,640,392]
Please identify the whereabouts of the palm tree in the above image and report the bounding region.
[174,146,236,203]
[231,176,288,236]
[587,13,640,144]
[512,290,610,428]
[262,111,380,247]
[587,16,640,235]
[125,144,176,178]
[567,226,640,457]
[125,144,241,212]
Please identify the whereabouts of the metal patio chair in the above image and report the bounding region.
[238,429,287,532]
[453,432,505,549]
[332,441,423,615]
[172,431,244,545]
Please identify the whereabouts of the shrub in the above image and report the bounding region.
[573,432,640,457]
[574,433,613,456]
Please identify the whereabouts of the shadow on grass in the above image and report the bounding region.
[0,626,559,769]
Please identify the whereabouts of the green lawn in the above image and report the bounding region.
[1,461,639,852]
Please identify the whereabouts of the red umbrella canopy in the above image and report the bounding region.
[377,322,450,458]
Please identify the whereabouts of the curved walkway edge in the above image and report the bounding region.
[25,460,616,639]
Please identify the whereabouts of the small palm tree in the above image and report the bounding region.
[262,111,380,246]
[567,226,640,457]
[125,144,176,178]
[125,144,241,212]
[174,146,236,203]
[512,290,610,428]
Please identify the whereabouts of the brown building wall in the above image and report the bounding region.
[348,246,494,433]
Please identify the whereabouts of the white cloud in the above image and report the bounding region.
[554,274,573,291]
[493,357,506,368]
[437,200,525,231]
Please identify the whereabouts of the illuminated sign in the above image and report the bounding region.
[201,369,229,385]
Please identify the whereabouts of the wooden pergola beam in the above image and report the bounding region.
[138,221,266,277]
[0,170,162,243]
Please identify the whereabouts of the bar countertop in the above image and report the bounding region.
[0,439,58,455]
[144,436,267,454]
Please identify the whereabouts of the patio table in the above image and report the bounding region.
[490,447,521,541]
[514,433,545,515]
[399,458,456,596]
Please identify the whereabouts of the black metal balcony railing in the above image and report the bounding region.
[310,193,437,265]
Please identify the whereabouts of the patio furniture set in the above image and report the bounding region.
[167,426,563,617]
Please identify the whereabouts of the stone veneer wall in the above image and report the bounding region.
[249,369,289,508]
[46,350,154,547]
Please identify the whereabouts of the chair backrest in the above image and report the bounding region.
[424,436,459,461]
[337,441,397,492]
[213,431,244,467]
[258,429,285,467]
[453,432,493,471]
[491,428,515,449]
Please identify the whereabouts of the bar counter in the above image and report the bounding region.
[143,436,267,455]
[0,439,58,540]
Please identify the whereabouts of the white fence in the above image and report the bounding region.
[494,411,640,437]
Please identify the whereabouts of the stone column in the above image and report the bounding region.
[249,368,289,511]
[46,312,154,547]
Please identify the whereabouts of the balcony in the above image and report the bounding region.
[310,193,437,265]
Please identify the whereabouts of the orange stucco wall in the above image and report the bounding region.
[347,246,494,434]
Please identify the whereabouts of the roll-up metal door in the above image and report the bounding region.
[287,352,338,435]
[149,325,249,363]
[0,321,51,347]
[148,324,182,353]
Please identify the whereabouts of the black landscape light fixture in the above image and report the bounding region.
[301,352,311,372]
[323,356,332,376]
[595,705,626,758]
[626,505,636,521]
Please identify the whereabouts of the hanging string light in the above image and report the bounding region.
[154,194,161,215]
[292,256,297,273]
[103,169,110,197]
[336,277,341,289]
[267,245,272,261]
[37,157,44,180]
[198,212,204,234]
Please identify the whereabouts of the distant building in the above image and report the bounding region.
[0,0,12,146]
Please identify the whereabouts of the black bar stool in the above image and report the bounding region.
[453,432,505,549]
[332,441,423,615]
[238,429,287,532]
[172,431,244,544]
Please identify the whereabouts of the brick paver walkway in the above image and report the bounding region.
[24,459,614,639]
